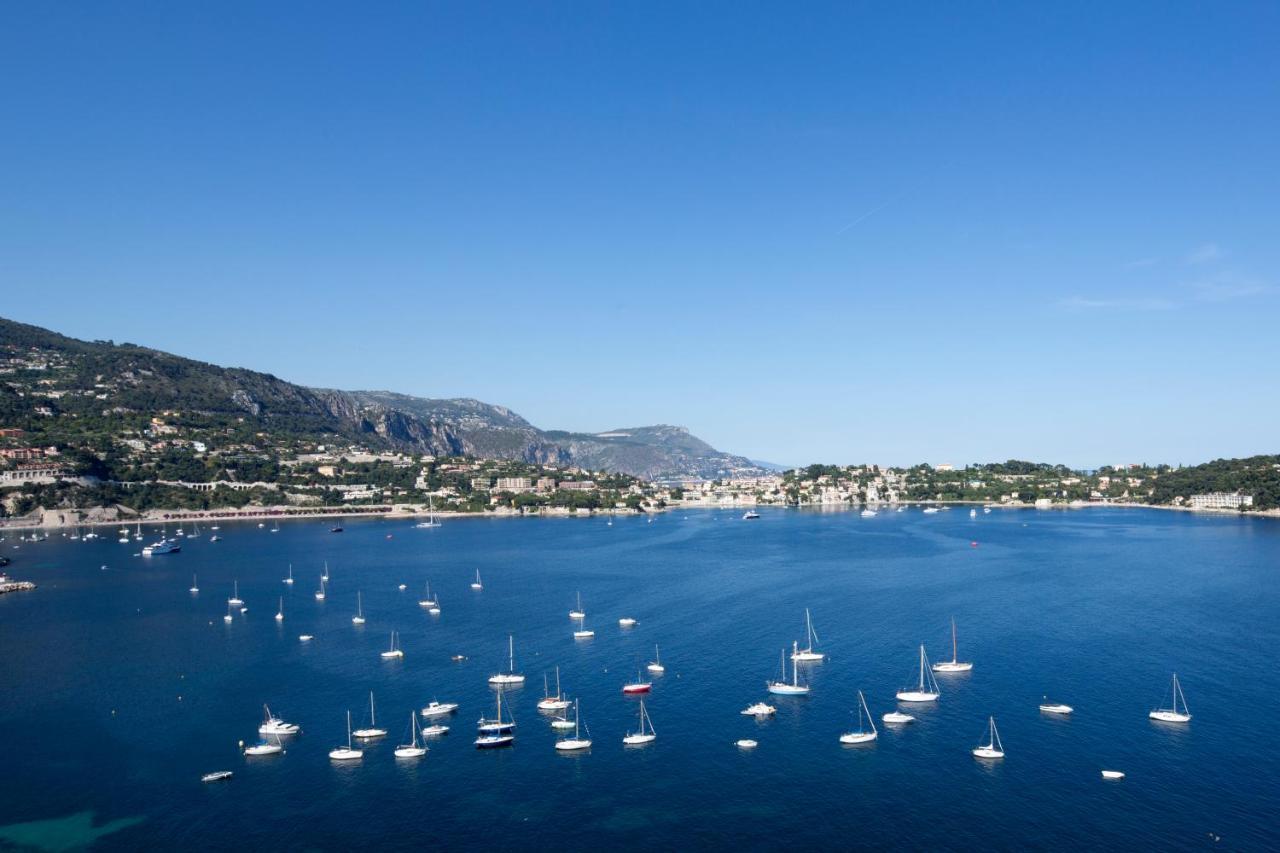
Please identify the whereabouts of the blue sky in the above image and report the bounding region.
[2,2,1277,468]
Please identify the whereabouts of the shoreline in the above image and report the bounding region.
[1,499,1275,531]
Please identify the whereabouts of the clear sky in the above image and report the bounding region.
[2,2,1277,468]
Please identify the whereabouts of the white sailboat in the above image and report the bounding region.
[554,699,592,751]
[322,561,330,582]
[241,731,285,756]
[767,642,811,695]
[283,564,294,585]
[353,692,387,739]
[931,618,973,672]
[569,591,585,620]
[428,593,441,616]
[839,690,878,744]
[475,690,515,747]
[470,570,483,590]
[415,496,442,528]
[352,591,365,625]
[189,574,199,594]
[488,635,525,685]
[972,716,1005,759]
[418,582,437,608]
[329,710,363,761]
[791,609,825,661]
[274,596,284,622]
[228,581,244,607]
[380,630,404,659]
[647,644,665,674]
[573,621,595,639]
[623,699,656,745]
[1149,673,1191,723]
[134,522,143,541]
[315,575,326,601]
[258,704,300,735]
[537,667,571,712]
[896,645,941,702]
[394,713,428,758]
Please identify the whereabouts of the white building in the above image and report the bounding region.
[1188,492,1254,510]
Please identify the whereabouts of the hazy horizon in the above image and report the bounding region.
[3,3,1277,468]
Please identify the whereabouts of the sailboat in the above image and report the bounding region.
[488,635,525,685]
[315,576,326,601]
[352,591,366,625]
[840,690,879,744]
[134,522,143,541]
[223,602,234,624]
[791,609,825,661]
[322,561,330,582]
[554,699,592,751]
[569,592,585,620]
[931,618,973,672]
[471,570,483,590]
[415,496,442,528]
[228,581,244,607]
[259,704,300,735]
[896,645,941,702]
[283,564,294,585]
[969,508,977,518]
[647,645,665,674]
[241,731,285,756]
[972,716,1005,759]
[274,596,284,622]
[622,670,652,694]
[353,692,387,738]
[380,631,404,659]
[573,620,595,639]
[537,667,571,711]
[329,710,364,761]
[271,520,280,533]
[394,713,428,758]
[623,699,657,745]
[475,691,515,747]
[189,574,199,594]
[767,642,811,695]
[1149,673,1192,722]
[418,582,437,608]
[428,593,441,616]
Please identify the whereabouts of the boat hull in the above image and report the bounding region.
[421,704,458,717]
[1039,704,1073,715]
[767,684,810,695]
[972,747,1004,759]
[931,662,973,672]
[882,713,915,723]
[352,728,387,739]
[555,739,592,751]
[622,684,652,694]
[329,748,362,761]
[895,691,939,703]
[475,735,513,748]
[1148,711,1191,723]
[623,734,656,745]
[488,675,525,685]
[394,747,427,758]
[840,732,878,744]
[792,651,825,662]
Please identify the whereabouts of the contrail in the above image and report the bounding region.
[836,201,890,235]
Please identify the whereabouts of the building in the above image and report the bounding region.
[558,481,597,492]
[470,477,492,492]
[1189,492,1254,510]
[495,477,533,493]
[536,477,557,492]
[0,462,69,485]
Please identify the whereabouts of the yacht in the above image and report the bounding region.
[791,609,825,661]
[538,668,571,712]
[189,574,199,594]
[298,634,313,642]
[329,711,363,761]
[619,617,638,627]
[394,714,428,759]
[488,636,525,685]
[418,582,437,608]
[283,564,294,585]
[475,691,515,747]
[896,645,941,702]
[882,711,915,724]
[1149,673,1191,723]
[228,581,244,607]
[241,733,285,756]
[742,510,760,520]
[421,700,460,718]
[767,642,810,695]
[569,591,585,620]
[647,645,665,674]
[741,702,777,716]
[380,631,404,659]
[258,704,300,735]
[352,692,387,739]
[470,570,483,590]
[550,715,575,731]
[972,716,1005,759]
[922,507,940,515]
[839,691,878,744]
[622,672,652,694]
[969,508,977,518]
[1101,770,1125,780]
[315,576,326,601]
[201,771,233,783]
[861,509,877,517]
[573,626,595,639]
[421,723,450,737]
[274,596,284,622]
[736,739,758,749]
[415,497,442,528]
[351,591,366,625]
[623,700,656,745]
[554,699,592,751]
[1039,698,1074,715]
[223,603,234,624]
[142,538,181,556]
[931,618,973,672]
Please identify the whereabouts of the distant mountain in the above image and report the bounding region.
[0,317,765,480]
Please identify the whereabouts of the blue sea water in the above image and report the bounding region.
[0,507,1277,851]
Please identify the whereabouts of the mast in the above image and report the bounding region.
[508,635,515,673]
[951,618,958,663]
[792,641,800,686]
[346,710,353,749]
[555,666,562,699]
[369,691,376,726]
[919,645,926,690]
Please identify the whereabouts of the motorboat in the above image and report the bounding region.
[741,702,776,716]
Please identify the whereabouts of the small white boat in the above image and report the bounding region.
[983,506,992,514]
[352,692,387,739]
[397,583,406,591]
[971,716,1005,759]
[329,710,364,761]
[573,627,595,639]
[228,581,244,607]
[428,599,441,615]
[274,596,284,622]
[1102,770,1125,780]
[882,711,915,724]
[1039,699,1073,715]
[767,642,810,695]
[188,574,199,594]
[421,701,459,718]
[550,716,576,730]
[351,591,365,625]
[741,702,776,716]
[380,631,404,659]
[258,704,300,735]
[623,699,657,745]
[896,645,941,702]
[299,634,314,642]
[470,570,483,590]
[969,508,977,518]
[537,667,571,712]
[283,564,294,585]
[647,644,665,674]
[861,509,877,517]
[554,699,592,751]
[736,739,758,749]
[421,724,450,736]
[315,576,326,601]
[223,603,233,624]
[923,507,940,514]
[839,690,878,745]
[201,770,232,783]
[418,582,437,608]
[569,591,585,620]
[1149,673,1191,723]
[742,510,760,520]
[394,713,428,759]
[931,618,973,673]
[619,617,638,627]
[487,635,525,685]
[241,732,285,756]
[791,608,825,661]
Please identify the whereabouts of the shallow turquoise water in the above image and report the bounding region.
[0,507,1276,850]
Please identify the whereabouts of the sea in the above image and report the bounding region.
[0,506,1276,851]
